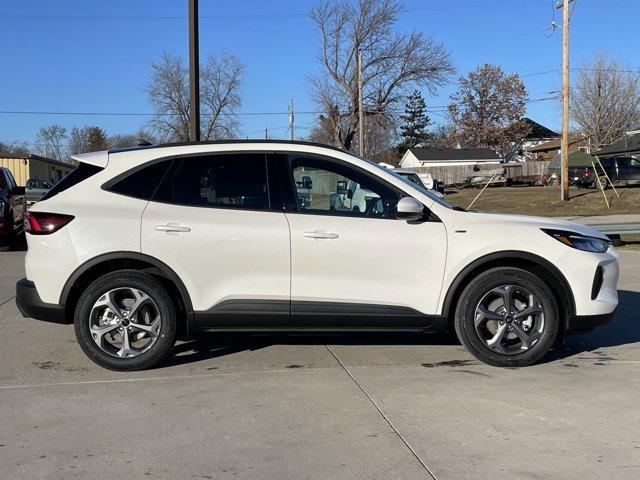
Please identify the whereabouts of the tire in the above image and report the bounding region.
[74,270,177,371]
[454,267,559,367]
[5,211,16,249]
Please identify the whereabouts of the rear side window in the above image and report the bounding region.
[41,163,104,201]
[106,160,173,200]
[153,154,270,210]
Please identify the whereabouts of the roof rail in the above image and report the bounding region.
[108,139,348,155]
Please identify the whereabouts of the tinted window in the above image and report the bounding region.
[153,154,269,210]
[108,160,173,200]
[4,170,16,189]
[0,170,7,190]
[289,155,399,219]
[41,163,103,201]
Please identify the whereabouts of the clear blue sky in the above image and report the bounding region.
[1,0,638,148]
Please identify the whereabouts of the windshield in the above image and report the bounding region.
[395,172,425,188]
[342,152,454,208]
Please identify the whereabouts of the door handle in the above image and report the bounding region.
[154,224,191,233]
[303,230,339,240]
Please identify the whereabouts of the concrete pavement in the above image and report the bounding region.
[1,250,639,479]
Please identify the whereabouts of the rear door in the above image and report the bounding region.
[140,153,291,328]
[3,170,25,227]
[279,153,447,328]
[629,157,640,181]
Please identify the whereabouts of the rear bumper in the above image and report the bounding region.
[15,277,68,324]
[566,308,616,333]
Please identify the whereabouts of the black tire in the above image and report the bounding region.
[74,270,177,371]
[454,267,559,367]
[5,211,16,249]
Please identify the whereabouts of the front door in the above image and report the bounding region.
[281,153,447,328]
[141,153,291,328]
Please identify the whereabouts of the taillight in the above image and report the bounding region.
[24,211,74,235]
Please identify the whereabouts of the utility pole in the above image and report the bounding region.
[357,47,364,156]
[288,100,295,141]
[556,0,573,201]
[188,0,200,142]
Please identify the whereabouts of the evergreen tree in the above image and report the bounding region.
[86,126,109,151]
[398,90,431,154]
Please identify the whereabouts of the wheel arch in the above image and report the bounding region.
[60,252,193,336]
[442,251,576,334]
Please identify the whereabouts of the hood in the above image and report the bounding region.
[465,211,609,240]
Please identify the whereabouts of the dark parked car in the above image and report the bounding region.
[0,167,26,247]
[599,157,640,186]
[569,157,640,188]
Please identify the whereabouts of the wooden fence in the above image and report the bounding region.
[405,161,551,186]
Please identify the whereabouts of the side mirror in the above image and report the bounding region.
[302,176,313,189]
[11,186,25,196]
[396,197,424,221]
[336,180,348,195]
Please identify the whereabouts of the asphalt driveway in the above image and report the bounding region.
[1,250,639,479]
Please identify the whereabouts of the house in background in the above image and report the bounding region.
[400,147,502,168]
[528,135,588,161]
[509,118,560,161]
[595,130,640,159]
[0,154,74,186]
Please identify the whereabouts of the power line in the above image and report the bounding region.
[0,97,558,119]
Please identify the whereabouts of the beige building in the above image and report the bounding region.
[0,155,74,186]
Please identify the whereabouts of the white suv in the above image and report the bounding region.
[16,141,619,370]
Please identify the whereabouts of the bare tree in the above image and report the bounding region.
[0,141,30,157]
[69,126,90,155]
[309,0,454,152]
[146,51,245,142]
[108,129,158,149]
[448,64,527,154]
[36,124,67,160]
[571,53,640,147]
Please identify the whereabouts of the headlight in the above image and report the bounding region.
[543,229,610,253]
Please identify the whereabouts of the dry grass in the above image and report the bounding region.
[444,185,640,217]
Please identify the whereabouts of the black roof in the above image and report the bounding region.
[409,147,501,162]
[109,139,347,155]
[596,132,640,156]
[519,117,559,140]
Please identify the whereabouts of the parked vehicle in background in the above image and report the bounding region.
[16,140,618,371]
[599,157,640,186]
[25,179,55,203]
[569,166,594,188]
[0,167,26,247]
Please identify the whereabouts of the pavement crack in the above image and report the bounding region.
[324,345,437,480]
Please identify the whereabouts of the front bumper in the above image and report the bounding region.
[566,308,616,333]
[15,277,68,324]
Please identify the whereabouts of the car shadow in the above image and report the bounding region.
[161,331,458,368]
[542,289,640,363]
[160,290,639,368]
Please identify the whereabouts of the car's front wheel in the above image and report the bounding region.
[74,270,177,371]
[454,267,559,367]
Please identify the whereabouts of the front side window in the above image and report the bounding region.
[153,153,270,210]
[289,155,399,219]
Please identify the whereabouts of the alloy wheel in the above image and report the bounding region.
[474,284,545,355]
[88,287,161,358]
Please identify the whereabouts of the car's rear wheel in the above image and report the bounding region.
[454,267,559,367]
[74,270,177,371]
